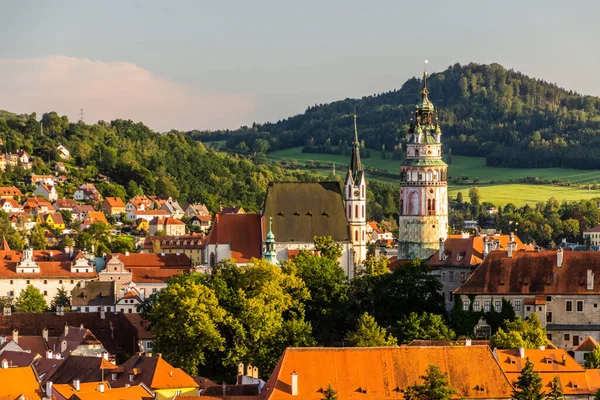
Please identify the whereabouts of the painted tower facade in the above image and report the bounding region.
[345,112,368,264]
[398,70,448,260]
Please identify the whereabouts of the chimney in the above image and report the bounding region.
[557,248,564,268]
[1,359,8,369]
[562,354,566,364]
[46,381,53,396]
[539,345,545,351]
[64,324,69,337]
[49,251,54,260]
[73,379,80,391]
[483,236,489,258]
[519,347,525,358]
[465,338,472,346]
[61,340,67,353]
[588,269,595,291]
[125,251,129,256]
[46,350,53,359]
[102,351,108,361]
[291,372,299,396]
[0,336,5,345]
[12,329,18,344]
[42,328,48,341]
[100,308,106,319]
[237,362,244,376]
[80,280,85,289]
[252,366,258,379]
[79,323,84,330]
[222,381,226,397]
[438,238,444,261]
[508,242,513,258]
[97,383,105,393]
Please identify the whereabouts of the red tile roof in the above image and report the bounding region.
[430,234,526,268]
[207,214,261,263]
[104,197,126,208]
[124,314,152,340]
[585,226,600,233]
[149,217,186,225]
[455,250,600,295]
[574,336,599,352]
[0,365,43,399]
[108,253,192,269]
[0,250,97,279]
[132,210,170,216]
[0,186,23,197]
[112,354,198,390]
[130,268,187,283]
[261,346,513,400]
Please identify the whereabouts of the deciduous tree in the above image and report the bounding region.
[397,312,455,344]
[347,312,397,347]
[16,285,47,313]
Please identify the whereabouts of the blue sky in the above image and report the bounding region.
[0,0,598,131]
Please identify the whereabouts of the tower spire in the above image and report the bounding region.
[348,106,362,179]
[421,59,430,103]
[353,106,359,146]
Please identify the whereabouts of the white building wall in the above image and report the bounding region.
[0,277,95,307]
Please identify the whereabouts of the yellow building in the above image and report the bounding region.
[38,212,66,230]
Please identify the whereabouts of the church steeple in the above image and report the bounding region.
[348,108,363,183]
[263,217,278,264]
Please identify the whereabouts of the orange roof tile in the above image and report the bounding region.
[430,234,526,268]
[207,214,261,263]
[575,336,600,352]
[104,197,126,208]
[0,186,23,197]
[132,210,170,216]
[112,355,198,390]
[85,211,108,224]
[261,346,513,400]
[0,365,43,399]
[0,250,97,279]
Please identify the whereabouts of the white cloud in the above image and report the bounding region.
[0,56,255,131]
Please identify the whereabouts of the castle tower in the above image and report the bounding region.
[345,110,368,264]
[263,217,278,264]
[398,66,448,260]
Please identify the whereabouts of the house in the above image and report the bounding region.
[204,213,262,266]
[142,234,207,264]
[54,162,66,172]
[23,197,55,215]
[430,232,527,311]
[0,186,23,198]
[220,206,245,214]
[71,204,95,221]
[160,199,184,218]
[496,348,600,398]
[30,174,56,186]
[10,213,36,232]
[110,354,199,399]
[133,218,149,232]
[101,197,126,216]
[190,215,213,232]
[43,355,117,385]
[259,346,513,400]
[584,226,600,247]
[464,220,480,230]
[124,314,153,354]
[126,196,153,213]
[80,211,108,229]
[0,365,44,399]
[0,246,97,307]
[74,183,102,203]
[38,212,66,230]
[454,249,600,350]
[127,209,170,223]
[0,198,22,214]
[149,217,186,236]
[53,199,78,212]
[56,144,70,160]
[574,336,600,365]
[367,221,394,243]
[261,182,355,277]
[115,287,144,313]
[183,203,210,217]
[71,281,116,313]
[52,381,153,400]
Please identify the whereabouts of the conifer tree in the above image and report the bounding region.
[545,376,564,400]
[512,358,544,400]
[347,312,397,347]
[404,365,456,400]
[321,383,338,400]
[585,345,600,369]
[594,388,600,400]
[50,286,71,311]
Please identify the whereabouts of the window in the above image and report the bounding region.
[546,296,552,302]
[449,272,454,282]
[85,307,89,312]
[43,280,47,284]
[147,341,153,349]
[514,300,521,312]
[128,308,132,313]
[546,312,552,323]
[26,280,30,284]
[362,205,365,218]
[547,334,552,341]
[463,300,469,311]
[71,280,74,284]
[448,292,453,302]
[152,288,158,293]
[441,272,446,281]
[76,269,79,273]
[43,291,47,296]
[577,300,584,312]
[484,301,491,312]
[106,307,111,312]
[59,280,62,284]
[460,272,466,282]
[495,301,502,312]
[564,334,570,341]
[473,301,480,312]
[9,280,12,285]
[526,306,531,311]
[573,336,580,346]
[566,300,573,312]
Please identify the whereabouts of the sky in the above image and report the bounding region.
[0,0,598,132]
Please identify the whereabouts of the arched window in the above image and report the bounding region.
[362,230,365,241]
[361,185,365,198]
[432,198,436,213]
[347,185,351,198]
[348,205,351,219]
[362,205,365,218]
[355,205,358,218]
[355,230,358,242]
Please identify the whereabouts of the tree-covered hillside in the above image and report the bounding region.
[0,113,319,213]
[189,63,600,169]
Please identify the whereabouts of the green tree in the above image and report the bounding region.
[347,312,397,347]
[469,187,481,206]
[15,285,47,313]
[362,254,389,276]
[321,383,338,400]
[397,312,455,344]
[546,376,564,400]
[491,314,546,349]
[404,365,457,400]
[60,235,74,250]
[109,236,135,253]
[512,358,544,400]
[585,346,600,369]
[141,273,226,375]
[594,388,600,400]
[50,286,71,312]
[29,226,47,250]
[313,236,343,261]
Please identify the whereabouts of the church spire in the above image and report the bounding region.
[348,107,362,181]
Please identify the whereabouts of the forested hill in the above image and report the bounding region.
[189,63,600,169]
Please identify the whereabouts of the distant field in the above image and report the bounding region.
[268,146,600,206]
[267,146,600,184]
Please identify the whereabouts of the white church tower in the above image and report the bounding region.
[345,110,368,265]
[398,66,448,260]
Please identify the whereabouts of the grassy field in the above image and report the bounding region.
[268,146,600,206]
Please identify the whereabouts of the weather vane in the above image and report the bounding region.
[424,59,428,74]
